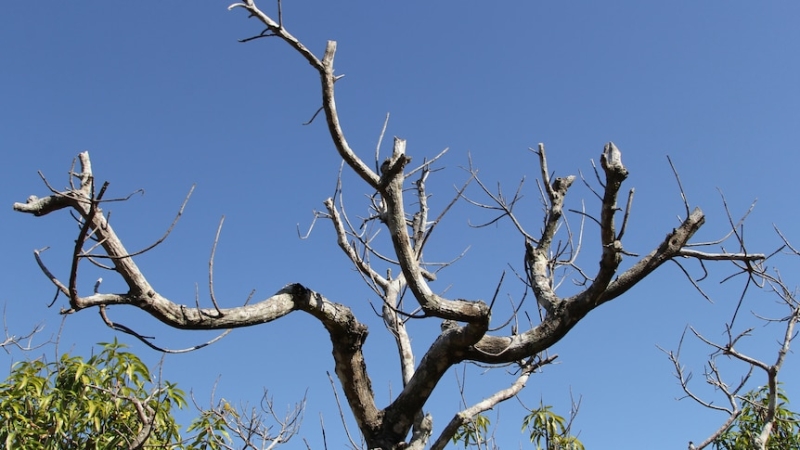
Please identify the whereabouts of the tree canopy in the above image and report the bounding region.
[0,339,304,449]
[0,339,186,449]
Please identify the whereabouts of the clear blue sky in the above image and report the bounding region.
[2,2,799,448]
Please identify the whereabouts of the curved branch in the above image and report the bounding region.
[228,2,380,189]
[379,139,490,323]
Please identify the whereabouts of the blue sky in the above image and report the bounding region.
[2,1,799,448]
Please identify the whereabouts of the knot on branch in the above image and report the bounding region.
[440,319,459,332]
[551,176,571,193]
[379,154,411,189]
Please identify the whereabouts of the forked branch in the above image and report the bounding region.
[664,264,800,450]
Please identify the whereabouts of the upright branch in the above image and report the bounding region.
[228,1,379,190]
[12,2,773,449]
[462,141,764,369]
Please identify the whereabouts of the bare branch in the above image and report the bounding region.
[430,355,557,450]
[13,5,790,448]
[208,216,226,317]
[374,113,390,173]
[667,155,691,219]
[327,372,362,450]
[98,305,233,354]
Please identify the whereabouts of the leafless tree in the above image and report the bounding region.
[662,228,800,450]
[189,386,306,450]
[12,1,771,448]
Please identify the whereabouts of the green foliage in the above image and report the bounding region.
[452,414,491,448]
[0,339,186,449]
[713,385,800,450]
[451,403,585,450]
[0,339,304,449]
[0,339,241,449]
[521,403,584,450]
[184,407,233,450]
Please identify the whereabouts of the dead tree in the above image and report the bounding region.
[12,1,768,448]
[663,234,800,450]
